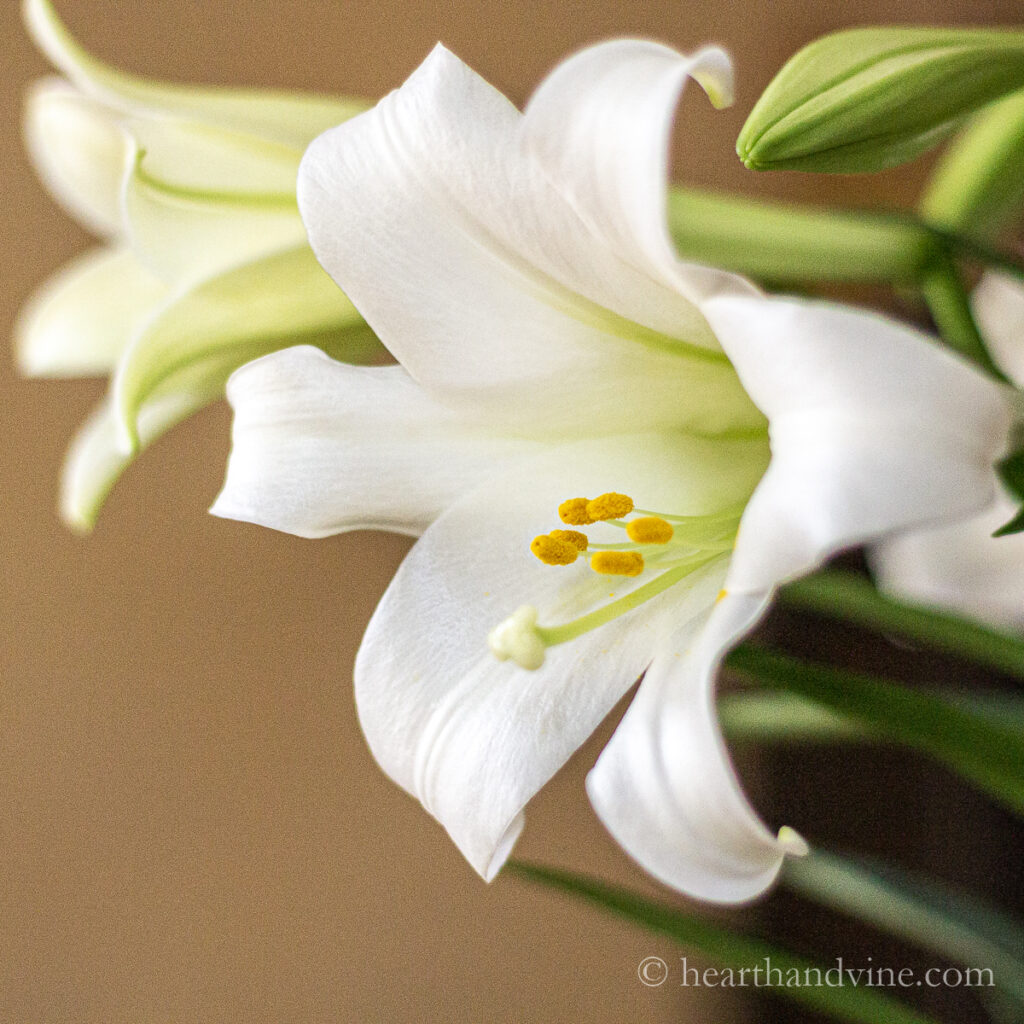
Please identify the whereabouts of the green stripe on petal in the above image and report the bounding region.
[16,246,168,378]
[122,143,307,285]
[126,117,302,203]
[112,245,384,451]
[23,0,368,148]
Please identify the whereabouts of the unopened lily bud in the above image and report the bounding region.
[738,26,1024,173]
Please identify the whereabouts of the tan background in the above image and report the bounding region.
[2,1,1019,1022]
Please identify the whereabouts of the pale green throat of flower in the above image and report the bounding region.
[488,491,741,670]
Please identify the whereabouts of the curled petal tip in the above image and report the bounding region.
[777,826,810,856]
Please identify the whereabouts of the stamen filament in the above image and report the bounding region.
[536,551,725,648]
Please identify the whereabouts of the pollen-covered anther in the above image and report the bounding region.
[487,605,546,670]
[531,534,580,566]
[586,492,634,521]
[558,497,594,525]
[590,551,644,577]
[549,529,588,552]
[625,516,674,544]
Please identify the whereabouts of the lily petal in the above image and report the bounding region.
[23,0,367,148]
[523,39,746,302]
[111,246,381,449]
[24,79,128,236]
[354,432,768,878]
[212,347,549,538]
[701,295,1012,593]
[126,116,302,201]
[298,44,762,439]
[61,388,216,533]
[973,271,1024,387]
[123,141,307,286]
[15,246,167,377]
[870,489,1024,632]
[588,591,803,904]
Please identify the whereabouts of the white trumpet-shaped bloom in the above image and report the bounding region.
[213,40,1010,902]
[18,0,374,530]
[872,270,1024,631]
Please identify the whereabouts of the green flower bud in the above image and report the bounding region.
[738,27,1024,173]
[921,89,1024,242]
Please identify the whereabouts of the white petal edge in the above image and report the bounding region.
[973,271,1024,387]
[353,431,768,879]
[24,78,129,236]
[16,246,167,377]
[588,591,805,904]
[870,488,1024,633]
[211,346,550,538]
[297,43,763,439]
[702,294,1013,593]
[523,39,749,303]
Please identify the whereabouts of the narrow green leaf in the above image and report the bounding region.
[726,644,1024,816]
[721,691,1024,745]
[667,187,935,284]
[992,506,1024,538]
[506,862,942,1024]
[779,570,1024,681]
[720,692,874,744]
[784,850,1024,1007]
[739,26,1024,173]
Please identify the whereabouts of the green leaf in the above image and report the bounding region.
[721,690,1024,745]
[506,862,942,1024]
[726,644,1024,817]
[667,187,935,285]
[997,449,1024,499]
[739,27,1024,173]
[784,850,1024,1010]
[780,570,1024,682]
[992,505,1024,538]
[720,692,874,744]
[23,0,368,149]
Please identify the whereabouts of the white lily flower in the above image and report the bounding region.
[872,270,1024,631]
[213,41,1011,902]
[18,0,377,529]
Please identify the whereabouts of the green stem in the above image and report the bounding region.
[505,862,942,1024]
[780,570,1024,682]
[919,253,1007,380]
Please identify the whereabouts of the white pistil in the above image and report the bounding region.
[488,605,546,670]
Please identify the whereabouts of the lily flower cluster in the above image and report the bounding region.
[207,41,1012,902]
[18,0,377,530]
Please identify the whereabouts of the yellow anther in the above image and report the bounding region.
[590,551,644,577]
[558,497,594,525]
[716,588,728,604]
[550,529,588,551]
[586,492,634,521]
[531,534,579,566]
[625,516,674,544]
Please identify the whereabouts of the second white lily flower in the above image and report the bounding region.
[213,40,1011,902]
